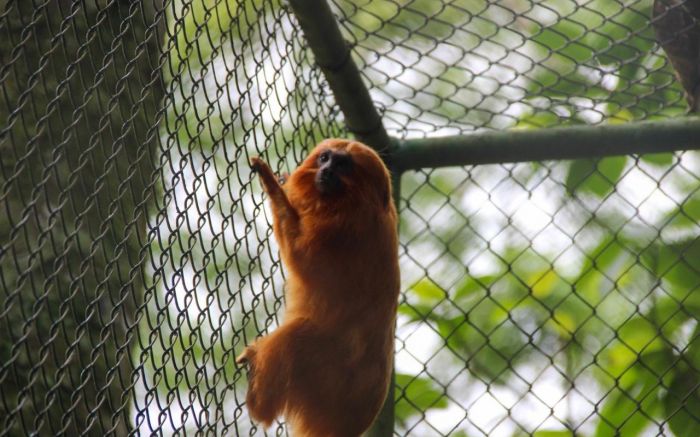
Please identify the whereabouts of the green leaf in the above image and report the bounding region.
[412,278,446,303]
[530,71,609,100]
[688,325,700,368]
[617,318,664,354]
[453,274,496,303]
[641,152,674,166]
[528,269,561,299]
[594,368,660,437]
[531,20,593,64]
[595,389,646,437]
[663,370,700,437]
[565,157,627,197]
[591,4,653,67]
[515,111,562,129]
[394,373,448,426]
[581,235,624,273]
[398,279,449,324]
[397,302,434,323]
[534,431,574,437]
[665,195,700,230]
[548,308,576,339]
[642,239,700,308]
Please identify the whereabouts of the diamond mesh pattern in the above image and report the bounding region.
[1,0,698,436]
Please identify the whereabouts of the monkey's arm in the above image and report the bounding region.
[250,157,299,249]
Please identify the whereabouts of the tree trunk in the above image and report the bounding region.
[0,1,164,435]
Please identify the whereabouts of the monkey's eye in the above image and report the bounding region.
[318,150,332,165]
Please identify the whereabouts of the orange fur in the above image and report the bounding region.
[237,139,400,437]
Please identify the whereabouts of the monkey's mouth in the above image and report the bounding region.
[315,170,343,195]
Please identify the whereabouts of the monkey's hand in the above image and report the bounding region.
[250,157,282,196]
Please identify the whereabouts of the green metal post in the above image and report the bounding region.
[392,117,700,171]
[287,0,391,153]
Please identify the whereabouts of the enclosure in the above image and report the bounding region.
[1,0,700,436]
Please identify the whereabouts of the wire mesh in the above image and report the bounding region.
[397,155,700,436]
[333,0,690,136]
[1,1,342,435]
[1,0,699,436]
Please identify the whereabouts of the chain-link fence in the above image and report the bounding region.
[1,0,699,436]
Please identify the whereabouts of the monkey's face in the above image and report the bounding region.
[288,139,391,211]
[314,148,353,195]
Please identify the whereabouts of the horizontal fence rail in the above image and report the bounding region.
[392,117,700,171]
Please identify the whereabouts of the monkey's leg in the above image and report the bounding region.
[236,341,285,426]
[236,318,311,426]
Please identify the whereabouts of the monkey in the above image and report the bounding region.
[237,139,400,437]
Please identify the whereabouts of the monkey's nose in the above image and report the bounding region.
[319,167,333,180]
[315,168,342,194]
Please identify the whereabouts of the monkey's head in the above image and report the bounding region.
[287,139,392,213]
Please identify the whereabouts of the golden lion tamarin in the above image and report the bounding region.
[237,139,400,437]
